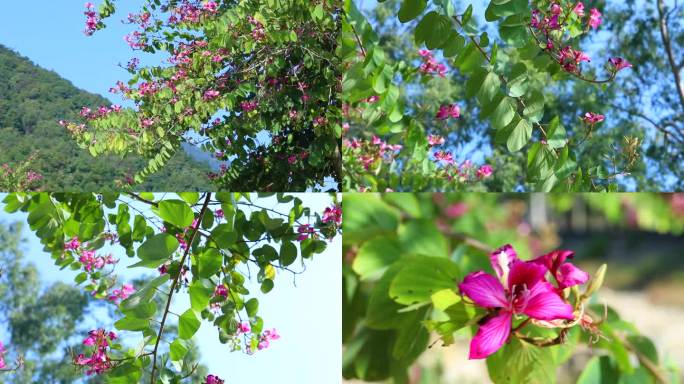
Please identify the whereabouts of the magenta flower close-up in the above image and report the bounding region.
[457,244,584,359]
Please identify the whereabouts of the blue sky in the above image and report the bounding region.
[0,0,152,107]
[0,193,341,383]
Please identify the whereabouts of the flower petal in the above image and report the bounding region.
[531,249,574,272]
[508,261,547,290]
[458,271,508,309]
[489,244,518,281]
[468,311,512,359]
[523,281,574,320]
[557,262,589,289]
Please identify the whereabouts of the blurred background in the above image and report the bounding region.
[345,193,684,383]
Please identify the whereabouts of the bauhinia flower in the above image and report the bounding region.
[588,8,602,29]
[74,329,117,375]
[457,244,587,359]
[428,134,445,146]
[608,57,633,72]
[322,205,342,224]
[205,374,225,384]
[582,112,605,125]
[0,340,7,369]
[436,104,461,120]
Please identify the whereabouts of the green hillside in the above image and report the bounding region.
[0,45,212,191]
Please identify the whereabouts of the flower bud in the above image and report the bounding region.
[583,264,607,298]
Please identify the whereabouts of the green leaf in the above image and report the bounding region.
[189,281,213,311]
[178,309,201,339]
[136,233,179,264]
[178,192,200,205]
[211,223,237,248]
[398,0,427,23]
[198,248,222,278]
[352,237,402,280]
[280,241,297,266]
[245,298,259,317]
[260,279,274,293]
[343,194,400,244]
[114,316,150,331]
[487,338,557,384]
[507,118,533,152]
[577,356,620,384]
[389,256,460,305]
[398,219,449,258]
[366,263,409,329]
[157,200,194,228]
[169,339,189,361]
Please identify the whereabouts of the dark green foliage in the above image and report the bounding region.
[0,45,212,191]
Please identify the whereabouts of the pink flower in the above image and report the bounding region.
[215,209,224,219]
[241,101,258,112]
[477,164,493,179]
[457,244,576,359]
[75,329,116,375]
[263,328,280,340]
[582,112,605,125]
[203,89,220,101]
[202,1,218,13]
[436,104,461,120]
[205,375,225,384]
[531,250,589,290]
[108,284,135,303]
[549,3,562,15]
[588,8,602,29]
[322,205,342,224]
[238,322,251,334]
[608,57,632,72]
[445,203,469,218]
[65,237,81,251]
[287,155,298,165]
[428,134,445,146]
[141,118,155,128]
[0,341,7,369]
[573,2,585,17]
[214,284,228,298]
[418,49,431,57]
[433,151,455,165]
[296,224,315,241]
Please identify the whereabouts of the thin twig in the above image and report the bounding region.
[149,193,212,383]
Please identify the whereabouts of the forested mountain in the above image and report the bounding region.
[0,45,212,191]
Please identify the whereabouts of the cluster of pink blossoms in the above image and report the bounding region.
[417,49,447,77]
[247,16,266,41]
[459,244,589,359]
[257,328,280,350]
[74,329,117,375]
[428,137,493,180]
[241,100,259,112]
[203,89,220,101]
[342,136,402,170]
[530,2,631,76]
[79,250,118,272]
[83,2,99,36]
[65,237,119,273]
[108,283,135,304]
[322,205,342,225]
[436,104,461,121]
[205,374,225,384]
[0,341,7,369]
[296,224,316,241]
[78,105,122,120]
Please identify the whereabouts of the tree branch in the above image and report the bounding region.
[657,0,684,112]
[149,193,212,383]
